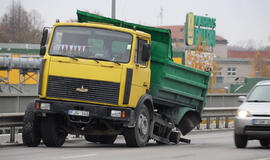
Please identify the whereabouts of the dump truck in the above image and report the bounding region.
[22,10,210,147]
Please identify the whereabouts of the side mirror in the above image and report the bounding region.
[238,96,247,102]
[41,29,48,46]
[142,43,150,61]
[40,46,46,56]
[40,29,48,56]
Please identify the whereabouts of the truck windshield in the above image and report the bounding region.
[49,26,133,63]
[247,85,270,102]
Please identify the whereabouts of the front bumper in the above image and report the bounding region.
[34,99,135,126]
[234,116,270,138]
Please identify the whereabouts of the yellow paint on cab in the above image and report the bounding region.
[40,22,151,108]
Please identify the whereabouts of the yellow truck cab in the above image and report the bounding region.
[40,22,151,109]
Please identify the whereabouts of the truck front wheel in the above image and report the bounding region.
[124,104,150,147]
[41,115,68,147]
[22,102,41,147]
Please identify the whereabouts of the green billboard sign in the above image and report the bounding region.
[185,13,216,47]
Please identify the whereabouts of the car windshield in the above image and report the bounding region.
[247,85,270,102]
[49,26,133,63]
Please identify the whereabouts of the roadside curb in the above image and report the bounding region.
[191,128,234,134]
[0,142,24,147]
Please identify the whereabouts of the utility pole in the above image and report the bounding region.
[160,8,163,26]
[112,0,116,19]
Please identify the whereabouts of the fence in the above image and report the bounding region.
[0,107,238,143]
[0,93,245,113]
[0,93,243,143]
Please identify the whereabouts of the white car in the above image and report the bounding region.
[234,80,270,148]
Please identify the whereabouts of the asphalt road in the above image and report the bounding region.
[0,130,269,160]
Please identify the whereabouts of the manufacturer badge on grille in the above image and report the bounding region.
[75,85,88,93]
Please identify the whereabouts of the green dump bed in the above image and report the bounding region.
[77,10,210,115]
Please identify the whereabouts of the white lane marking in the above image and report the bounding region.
[61,154,97,159]
[256,158,270,160]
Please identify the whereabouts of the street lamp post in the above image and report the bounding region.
[112,0,116,19]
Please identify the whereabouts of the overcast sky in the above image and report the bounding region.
[0,0,270,47]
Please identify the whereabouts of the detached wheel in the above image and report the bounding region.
[260,139,270,147]
[22,102,41,147]
[85,135,117,144]
[124,104,150,147]
[169,131,181,144]
[41,115,67,147]
[234,133,248,148]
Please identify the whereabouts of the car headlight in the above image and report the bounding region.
[236,110,251,118]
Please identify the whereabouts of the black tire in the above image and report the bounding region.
[85,135,99,143]
[41,115,67,147]
[85,135,117,144]
[169,131,181,144]
[22,102,41,147]
[234,133,248,148]
[260,139,270,147]
[156,141,166,145]
[124,104,150,147]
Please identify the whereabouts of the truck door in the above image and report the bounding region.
[129,38,151,107]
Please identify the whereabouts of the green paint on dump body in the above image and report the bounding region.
[77,10,210,125]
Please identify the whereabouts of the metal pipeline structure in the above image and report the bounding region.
[0,54,41,93]
[0,55,41,70]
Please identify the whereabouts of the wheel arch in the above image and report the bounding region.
[135,94,154,120]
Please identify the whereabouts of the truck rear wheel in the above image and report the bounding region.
[22,102,41,147]
[41,116,67,147]
[124,104,150,147]
[85,135,117,144]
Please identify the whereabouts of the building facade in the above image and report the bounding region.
[158,25,270,91]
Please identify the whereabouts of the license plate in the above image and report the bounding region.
[68,110,89,117]
[253,119,270,125]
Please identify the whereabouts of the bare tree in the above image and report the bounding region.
[249,51,270,77]
[0,0,44,43]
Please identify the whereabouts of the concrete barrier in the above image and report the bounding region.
[0,94,38,113]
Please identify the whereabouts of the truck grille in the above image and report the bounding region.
[46,75,120,104]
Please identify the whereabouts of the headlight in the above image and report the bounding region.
[111,110,122,118]
[110,110,126,118]
[236,110,250,118]
[40,103,51,110]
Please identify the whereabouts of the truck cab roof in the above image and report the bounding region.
[53,22,151,39]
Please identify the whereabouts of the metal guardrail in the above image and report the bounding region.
[0,93,245,113]
[0,112,24,143]
[201,107,237,129]
[0,112,24,127]
[0,107,238,143]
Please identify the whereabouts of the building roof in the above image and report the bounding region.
[159,25,185,40]
[228,50,270,59]
[215,57,270,64]
[158,25,227,43]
